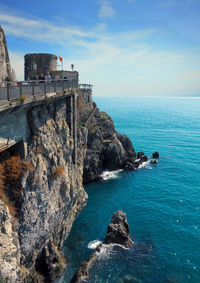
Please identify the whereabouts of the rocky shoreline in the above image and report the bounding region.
[0,100,159,282]
[83,107,149,184]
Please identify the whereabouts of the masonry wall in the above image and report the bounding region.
[24,53,57,80]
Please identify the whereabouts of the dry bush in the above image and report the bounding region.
[52,167,65,178]
[32,135,38,141]
[0,155,33,217]
[57,146,62,154]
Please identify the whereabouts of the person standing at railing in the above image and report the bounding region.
[45,72,51,93]
[45,72,51,82]
[38,73,45,82]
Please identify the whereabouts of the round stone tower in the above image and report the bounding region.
[24,53,57,80]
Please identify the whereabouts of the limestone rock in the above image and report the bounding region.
[0,26,16,85]
[16,99,88,281]
[0,200,22,282]
[105,210,133,248]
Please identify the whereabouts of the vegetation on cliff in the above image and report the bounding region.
[0,155,32,217]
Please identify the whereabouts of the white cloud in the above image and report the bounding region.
[98,1,116,19]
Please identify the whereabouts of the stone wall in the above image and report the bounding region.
[24,53,57,80]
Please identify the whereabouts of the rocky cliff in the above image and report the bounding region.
[0,26,16,85]
[83,107,139,183]
[0,98,88,282]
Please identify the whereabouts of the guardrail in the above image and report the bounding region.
[0,79,93,102]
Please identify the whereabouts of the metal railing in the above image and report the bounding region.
[0,79,80,102]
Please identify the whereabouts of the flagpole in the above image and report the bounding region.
[62,58,63,79]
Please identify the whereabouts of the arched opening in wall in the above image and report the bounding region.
[0,140,25,163]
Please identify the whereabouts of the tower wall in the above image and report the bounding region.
[24,53,57,80]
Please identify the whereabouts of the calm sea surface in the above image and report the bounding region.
[57,97,200,283]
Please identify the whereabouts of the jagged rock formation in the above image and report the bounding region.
[83,109,138,183]
[18,100,88,281]
[105,210,133,248]
[0,98,88,282]
[0,26,16,85]
[0,200,22,282]
[70,210,133,283]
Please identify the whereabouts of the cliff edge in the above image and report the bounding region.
[83,107,139,183]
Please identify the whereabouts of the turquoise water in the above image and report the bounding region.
[58,97,200,283]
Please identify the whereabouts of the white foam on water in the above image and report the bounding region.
[138,161,152,170]
[100,169,123,180]
[88,240,102,249]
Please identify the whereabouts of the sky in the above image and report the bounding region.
[0,0,200,97]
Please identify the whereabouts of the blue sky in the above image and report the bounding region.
[0,0,200,96]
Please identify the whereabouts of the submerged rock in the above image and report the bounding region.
[105,210,133,248]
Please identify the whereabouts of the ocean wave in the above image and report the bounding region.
[100,169,123,180]
[88,240,102,249]
[138,161,152,170]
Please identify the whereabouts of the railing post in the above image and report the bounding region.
[54,81,56,92]
[44,83,46,98]
[19,84,22,98]
[62,79,64,92]
[7,84,10,101]
[32,84,34,97]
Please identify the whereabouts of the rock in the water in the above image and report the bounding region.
[137,152,148,163]
[150,159,158,165]
[105,210,133,248]
[70,211,133,282]
[70,247,99,283]
[152,151,159,158]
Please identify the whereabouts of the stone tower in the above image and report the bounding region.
[24,53,57,80]
[0,25,16,85]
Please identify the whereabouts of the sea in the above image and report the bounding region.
[56,97,200,283]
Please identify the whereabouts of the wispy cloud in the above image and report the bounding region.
[185,0,193,9]
[98,1,116,19]
[157,1,175,8]
[1,5,197,96]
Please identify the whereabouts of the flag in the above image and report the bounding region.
[59,56,62,62]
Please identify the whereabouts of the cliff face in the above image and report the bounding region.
[0,26,16,84]
[0,94,140,282]
[0,98,88,282]
[19,99,88,281]
[83,108,137,183]
[0,200,22,282]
